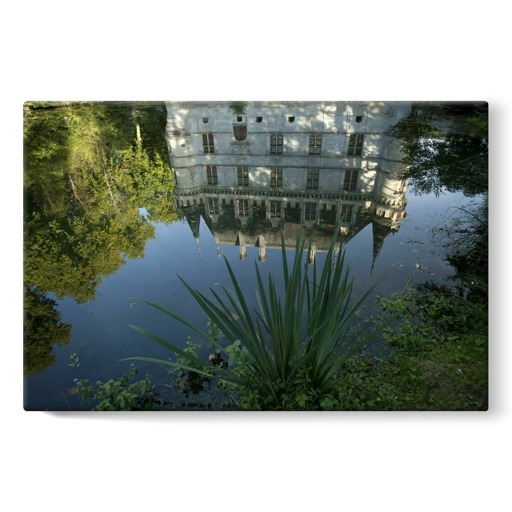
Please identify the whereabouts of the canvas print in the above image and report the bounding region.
[23,101,488,411]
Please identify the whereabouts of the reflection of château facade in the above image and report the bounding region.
[165,101,411,265]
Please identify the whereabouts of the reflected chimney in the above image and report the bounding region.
[308,245,317,264]
[257,235,267,262]
[237,233,247,260]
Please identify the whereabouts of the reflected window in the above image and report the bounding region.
[340,204,354,223]
[207,197,218,214]
[343,169,358,191]
[305,202,317,221]
[202,133,214,153]
[307,168,319,190]
[270,133,283,154]
[237,166,249,187]
[309,133,322,155]
[270,201,281,218]
[347,133,363,156]
[270,167,283,188]
[206,165,218,185]
[237,199,249,216]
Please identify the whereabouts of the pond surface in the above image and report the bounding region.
[23,101,486,410]
[23,188,476,411]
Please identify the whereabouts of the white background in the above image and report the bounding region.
[2,1,509,511]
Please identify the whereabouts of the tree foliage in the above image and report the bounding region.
[390,102,488,196]
[23,101,178,373]
[23,287,72,377]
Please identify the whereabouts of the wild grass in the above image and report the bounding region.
[338,284,488,411]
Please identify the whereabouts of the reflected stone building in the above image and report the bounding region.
[165,101,411,266]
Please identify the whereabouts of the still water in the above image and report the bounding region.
[23,101,486,410]
[23,188,474,410]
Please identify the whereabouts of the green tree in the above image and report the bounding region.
[23,287,72,376]
[391,102,488,196]
[23,101,178,303]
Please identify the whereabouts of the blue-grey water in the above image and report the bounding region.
[23,187,476,410]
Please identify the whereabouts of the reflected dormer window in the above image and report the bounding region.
[347,133,364,156]
[270,201,281,218]
[340,204,354,223]
[304,203,317,221]
[207,197,218,214]
[270,133,283,154]
[237,199,249,216]
[202,133,214,153]
[309,133,322,155]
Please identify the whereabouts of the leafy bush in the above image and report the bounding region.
[74,366,161,411]
[338,286,488,411]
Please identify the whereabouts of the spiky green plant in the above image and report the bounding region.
[125,229,387,409]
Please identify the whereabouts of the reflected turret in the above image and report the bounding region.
[184,206,203,258]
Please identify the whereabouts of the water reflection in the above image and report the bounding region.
[23,101,487,410]
[23,101,176,378]
[167,101,410,270]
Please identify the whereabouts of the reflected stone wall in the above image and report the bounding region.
[165,101,411,263]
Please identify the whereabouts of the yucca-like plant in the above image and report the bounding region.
[125,229,386,409]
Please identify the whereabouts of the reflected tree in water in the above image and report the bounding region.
[23,102,179,372]
[23,288,72,377]
[391,102,488,196]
